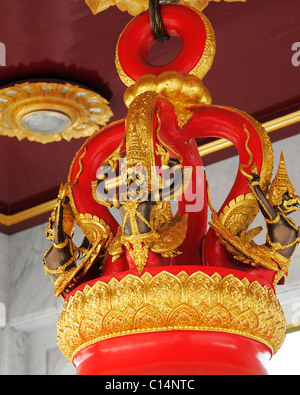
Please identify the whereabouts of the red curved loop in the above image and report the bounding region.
[69,121,125,234]
[116,4,214,85]
[156,103,270,206]
[155,99,275,285]
[68,97,274,286]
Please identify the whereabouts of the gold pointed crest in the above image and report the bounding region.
[269,152,295,206]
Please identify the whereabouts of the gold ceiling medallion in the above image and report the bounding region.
[85,0,246,16]
[0,82,113,144]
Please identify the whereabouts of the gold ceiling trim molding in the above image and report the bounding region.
[286,322,300,333]
[0,82,113,144]
[0,109,299,227]
[0,199,57,226]
[198,110,300,157]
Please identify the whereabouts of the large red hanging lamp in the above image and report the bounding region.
[42,1,300,375]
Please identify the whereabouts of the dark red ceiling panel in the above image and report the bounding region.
[0,0,299,234]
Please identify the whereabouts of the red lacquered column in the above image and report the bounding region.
[73,331,272,375]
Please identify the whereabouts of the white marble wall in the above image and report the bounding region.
[206,133,300,325]
[0,233,9,309]
[0,133,299,375]
[9,223,62,322]
[0,233,9,374]
[0,223,75,375]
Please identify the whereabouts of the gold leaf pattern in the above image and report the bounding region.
[57,270,286,362]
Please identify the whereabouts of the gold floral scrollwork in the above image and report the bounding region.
[52,213,112,297]
[57,270,286,362]
[45,182,113,297]
[219,193,259,236]
[123,72,212,128]
[209,210,282,270]
[75,213,111,247]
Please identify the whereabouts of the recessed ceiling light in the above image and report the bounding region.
[21,110,72,134]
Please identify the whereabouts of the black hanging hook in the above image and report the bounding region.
[148,0,170,44]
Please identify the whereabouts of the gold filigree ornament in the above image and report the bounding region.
[207,187,290,285]
[209,208,290,285]
[85,0,246,16]
[43,181,113,297]
[124,72,212,128]
[269,152,296,207]
[0,82,113,143]
[57,270,286,362]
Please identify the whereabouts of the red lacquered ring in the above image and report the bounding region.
[116,4,215,86]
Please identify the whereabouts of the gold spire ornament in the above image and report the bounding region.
[94,86,190,274]
[268,152,296,207]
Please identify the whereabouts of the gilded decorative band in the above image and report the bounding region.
[57,270,286,361]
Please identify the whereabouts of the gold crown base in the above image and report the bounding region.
[57,267,286,363]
